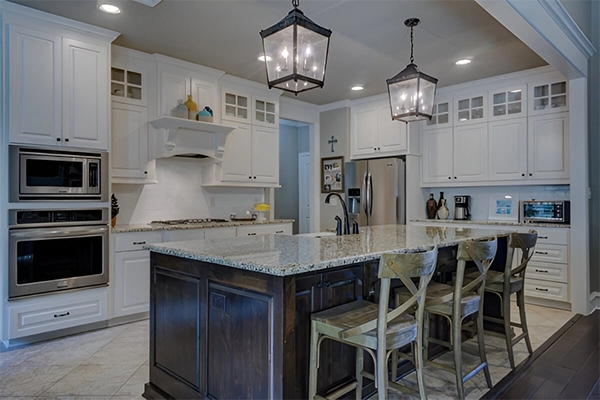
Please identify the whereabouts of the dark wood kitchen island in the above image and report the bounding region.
[142,224,511,400]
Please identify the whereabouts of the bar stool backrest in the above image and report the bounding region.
[507,231,538,281]
[339,247,438,340]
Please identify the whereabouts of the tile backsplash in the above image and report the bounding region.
[112,158,264,225]
[420,185,570,221]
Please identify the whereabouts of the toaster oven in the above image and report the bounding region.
[521,200,570,224]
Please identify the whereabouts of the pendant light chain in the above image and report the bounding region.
[292,0,299,8]
[410,25,414,64]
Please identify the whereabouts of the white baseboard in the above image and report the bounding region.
[590,291,600,311]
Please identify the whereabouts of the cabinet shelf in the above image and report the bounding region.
[149,116,235,135]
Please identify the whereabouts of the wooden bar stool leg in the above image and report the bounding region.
[308,321,320,400]
[376,344,388,400]
[477,310,493,388]
[423,311,430,360]
[415,328,427,399]
[355,347,363,400]
[391,349,398,381]
[518,289,533,354]
[502,293,515,368]
[453,315,465,400]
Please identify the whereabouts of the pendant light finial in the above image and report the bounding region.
[386,17,437,122]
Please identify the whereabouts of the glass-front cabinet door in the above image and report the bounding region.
[222,89,250,123]
[455,94,485,124]
[529,80,568,115]
[424,99,452,130]
[252,96,278,128]
[488,85,526,120]
[111,67,143,105]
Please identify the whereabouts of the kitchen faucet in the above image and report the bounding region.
[325,193,350,235]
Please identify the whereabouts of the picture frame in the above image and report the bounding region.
[488,193,519,221]
[321,156,344,193]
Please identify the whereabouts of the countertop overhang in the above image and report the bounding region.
[145,224,514,276]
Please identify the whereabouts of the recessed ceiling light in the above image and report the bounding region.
[455,59,471,65]
[99,3,121,13]
[258,55,272,62]
[351,86,364,91]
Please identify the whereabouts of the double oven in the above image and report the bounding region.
[8,146,109,299]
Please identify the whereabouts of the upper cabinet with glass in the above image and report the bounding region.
[111,67,144,105]
[253,96,278,128]
[488,84,526,120]
[423,98,452,130]
[528,78,568,115]
[454,92,486,125]
[222,89,250,124]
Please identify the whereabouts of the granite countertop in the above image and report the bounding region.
[411,219,571,229]
[112,219,295,234]
[145,224,514,277]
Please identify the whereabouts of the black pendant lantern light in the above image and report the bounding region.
[387,18,438,122]
[260,0,332,95]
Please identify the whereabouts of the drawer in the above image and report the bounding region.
[525,279,568,302]
[114,231,162,252]
[531,244,568,264]
[204,227,236,239]
[526,261,568,283]
[164,229,205,242]
[526,227,569,245]
[9,289,107,339]
[264,223,292,235]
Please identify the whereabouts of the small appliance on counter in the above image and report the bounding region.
[521,200,570,224]
[454,195,471,220]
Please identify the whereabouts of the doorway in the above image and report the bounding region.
[274,119,311,234]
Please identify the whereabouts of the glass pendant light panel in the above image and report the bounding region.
[296,25,328,81]
[389,77,419,119]
[263,25,295,84]
[419,78,436,116]
[272,79,319,92]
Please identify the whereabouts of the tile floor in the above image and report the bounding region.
[0,303,572,400]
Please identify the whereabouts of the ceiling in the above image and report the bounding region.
[8,0,547,105]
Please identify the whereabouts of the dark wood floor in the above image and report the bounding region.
[483,310,600,400]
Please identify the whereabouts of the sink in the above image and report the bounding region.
[295,232,338,238]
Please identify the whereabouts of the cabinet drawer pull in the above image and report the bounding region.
[538,236,548,239]
[133,241,147,245]
[54,312,70,318]
[275,230,284,234]
[535,269,549,273]
[535,251,548,255]
[317,281,332,288]
[248,233,257,236]
[535,287,549,292]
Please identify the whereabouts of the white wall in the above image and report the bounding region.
[112,158,264,225]
[418,185,570,221]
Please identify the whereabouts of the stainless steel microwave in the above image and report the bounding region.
[521,200,570,224]
[10,146,108,201]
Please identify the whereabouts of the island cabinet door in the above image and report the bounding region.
[289,266,365,399]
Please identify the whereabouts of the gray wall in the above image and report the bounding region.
[560,0,591,39]
[588,1,599,292]
[275,124,300,233]
[319,107,350,232]
[298,125,310,153]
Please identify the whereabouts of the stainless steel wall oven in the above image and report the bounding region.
[9,209,109,299]
[10,146,108,201]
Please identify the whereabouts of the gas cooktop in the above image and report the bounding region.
[150,218,229,225]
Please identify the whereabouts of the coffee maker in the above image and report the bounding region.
[454,195,471,220]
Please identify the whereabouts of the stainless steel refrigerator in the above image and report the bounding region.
[345,157,406,226]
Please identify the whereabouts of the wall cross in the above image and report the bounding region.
[328,135,338,152]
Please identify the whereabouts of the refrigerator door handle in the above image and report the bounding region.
[362,172,369,216]
[368,173,374,217]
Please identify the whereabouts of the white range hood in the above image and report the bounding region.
[148,117,235,160]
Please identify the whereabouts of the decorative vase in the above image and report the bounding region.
[184,95,198,120]
[175,100,188,119]
[437,191,445,210]
[111,216,117,228]
[437,198,450,220]
[426,193,437,219]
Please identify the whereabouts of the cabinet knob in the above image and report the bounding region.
[253,176,257,179]
[144,171,148,174]
[249,176,252,179]
[529,173,533,176]
[448,177,452,179]
[373,148,377,151]
[454,177,457,179]
[56,138,61,141]
[65,138,69,142]
[522,173,525,177]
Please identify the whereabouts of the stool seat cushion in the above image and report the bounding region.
[312,300,417,350]
[466,270,524,294]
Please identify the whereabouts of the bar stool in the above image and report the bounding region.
[420,237,497,400]
[466,231,537,368]
[308,247,438,400]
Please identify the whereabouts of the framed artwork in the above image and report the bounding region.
[321,156,344,193]
[488,193,519,221]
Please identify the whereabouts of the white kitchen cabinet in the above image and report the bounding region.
[528,112,569,180]
[264,223,293,235]
[252,95,279,128]
[204,227,237,239]
[453,123,488,181]
[454,92,486,125]
[220,123,279,185]
[222,89,251,124]
[163,229,205,242]
[423,99,452,130]
[237,223,292,237]
[111,103,150,181]
[112,231,162,319]
[421,127,454,183]
[7,23,114,150]
[488,118,528,181]
[488,84,526,120]
[111,46,151,107]
[350,99,407,159]
[528,78,568,115]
